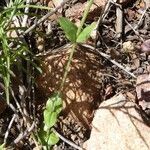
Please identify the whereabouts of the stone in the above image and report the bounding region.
[136,74,150,111]
[83,94,150,150]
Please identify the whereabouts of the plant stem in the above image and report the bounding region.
[18,5,53,10]
[59,0,93,93]
[1,33,10,104]
[59,43,76,93]
[5,56,10,104]
[76,0,94,36]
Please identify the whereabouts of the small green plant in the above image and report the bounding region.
[0,0,52,148]
[37,1,95,148]
[37,94,62,150]
[39,2,94,147]
[38,0,96,150]
[58,17,96,44]
[0,0,95,148]
[0,0,28,104]
[0,0,52,105]
[0,143,5,150]
[58,0,95,92]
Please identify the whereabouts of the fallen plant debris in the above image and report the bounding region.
[136,73,150,115]
[0,0,150,149]
[141,39,150,54]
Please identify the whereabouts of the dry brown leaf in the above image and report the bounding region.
[52,0,63,12]
[141,39,150,54]
[136,73,150,110]
[136,73,150,101]
[132,53,140,69]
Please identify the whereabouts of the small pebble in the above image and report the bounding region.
[141,39,150,54]
[137,67,144,74]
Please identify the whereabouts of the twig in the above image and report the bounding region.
[14,122,35,144]
[22,0,30,27]
[4,114,17,144]
[95,0,112,46]
[96,0,112,29]
[10,88,32,128]
[36,43,71,56]
[134,8,148,30]
[115,4,123,39]
[36,42,136,78]
[10,88,24,117]
[81,44,137,79]
[24,0,71,35]
[53,129,83,150]
[8,103,18,113]
[124,19,144,41]
[7,103,25,135]
[103,24,116,34]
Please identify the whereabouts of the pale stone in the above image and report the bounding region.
[83,94,150,150]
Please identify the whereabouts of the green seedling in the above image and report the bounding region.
[58,17,96,44]
[58,0,95,93]
[37,94,62,150]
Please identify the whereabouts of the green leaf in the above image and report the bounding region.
[43,94,62,131]
[46,95,62,114]
[46,99,54,112]
[58,17,78,43]
[49,112,57,127]
[0,144,5,150]
[38,129,47,145]
[44,110,57,130]
[54,95,62,106]
[76,22,96,43]
[53,95,63,114]
[44,110,51,130]
[48,132,59,145]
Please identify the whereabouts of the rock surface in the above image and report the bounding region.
[83,94,150,150]
[136,73,150,111]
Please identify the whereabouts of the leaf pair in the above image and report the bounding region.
[39,94,62,148]
[38,129,59,147]
[58,17,96,43]
[43,94,62,130]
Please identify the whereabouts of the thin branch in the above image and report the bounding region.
[115,4,123,39]
[53,129,84,150]
[22,0,30,27]
[96,0,112,30]
[81,44,137,79]
[134,8,148,30]
[14,122,35,144]
[36,42,136,78]
[24,0,71,35]
[95,0,112,46]
[125,19,144,41]
[4,114,17,144]
[10,88,24,116]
